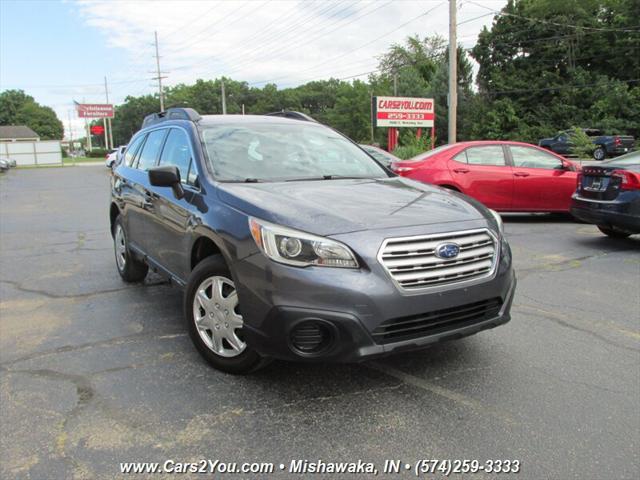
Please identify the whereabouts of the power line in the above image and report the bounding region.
[466,0,640,33]
[249,2,446,86]
[174,1,356,74]
[218,0,390,78]
[163,0,267,56]
[483,78,639,95]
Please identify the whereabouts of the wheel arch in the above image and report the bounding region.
[109,202,120,236]
[438,183,461,192]
[190,234,224,271]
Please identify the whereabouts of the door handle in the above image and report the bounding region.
[514,172,530,177]
[453,168,469,173]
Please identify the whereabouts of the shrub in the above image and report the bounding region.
[569,127,596,159]
[87,148,109,158]
[392,134,432,160]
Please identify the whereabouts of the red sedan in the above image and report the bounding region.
[391,141,580,212]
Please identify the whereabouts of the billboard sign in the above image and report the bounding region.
[76,103,114,118]
[373,96,434,127]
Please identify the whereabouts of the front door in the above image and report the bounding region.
[448,145,514,210]
[508,145,578,211]
[146,128,202,281]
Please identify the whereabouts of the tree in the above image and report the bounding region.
[470,0,640,141]
[0,89,64,139]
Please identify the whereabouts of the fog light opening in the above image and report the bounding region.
[289,320,334,356]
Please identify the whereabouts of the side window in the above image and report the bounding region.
[158,129,194,185]
[464,146,506,166]
[124,135,145,167]
[136,129,167,170]
[510,146,562,169]
[453,151,467,163]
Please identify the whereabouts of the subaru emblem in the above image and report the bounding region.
[435,242,460,259]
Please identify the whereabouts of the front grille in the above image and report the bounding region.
[378,229,498,290]
[372,298,503,343]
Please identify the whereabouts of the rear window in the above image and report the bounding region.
[405,144,455,162]
[604,151,640,166]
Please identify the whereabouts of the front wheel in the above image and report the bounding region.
[597,225,631,238]
[113,216,148,282]
[593,147,606,161]
[185,255,267,374]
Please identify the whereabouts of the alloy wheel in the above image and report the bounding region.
[114,224,127,271]
[192,276,246,358]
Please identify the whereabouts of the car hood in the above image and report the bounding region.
[217,177,489,236]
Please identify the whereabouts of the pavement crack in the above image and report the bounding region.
[0,332,186,367]
[0,278,168,300]
[516,304,640,353]
[367,362,518,426]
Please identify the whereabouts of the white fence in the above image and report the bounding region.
[0,140,63,166]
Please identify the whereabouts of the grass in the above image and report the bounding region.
[63,157,103,164]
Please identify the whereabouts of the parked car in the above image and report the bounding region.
[539,129,635,161]
[106,145,127,169]
[0,156,17,167]
[391,141,579,213]
[359,144,400,168]
[110,108,515,374]
[0,158,9,172]
[570,150,640,238]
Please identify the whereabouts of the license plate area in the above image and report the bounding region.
[583,176,609,192]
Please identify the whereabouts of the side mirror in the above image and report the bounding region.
[148,165,184,199]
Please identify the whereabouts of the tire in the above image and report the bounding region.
[593,147,606,161]
[597,225,631,239]
[112,215,148,282]
[185,255,267,374]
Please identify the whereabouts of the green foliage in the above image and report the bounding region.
[569,126,597,157]
[0,89,64,139]
[86,148,108,158]
[470,0,640,142]
[392,135,431,160]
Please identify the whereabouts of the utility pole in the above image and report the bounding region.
[448,0,457,144]
[369,91,374,143]
[152,31,167,112]
[104,76,114,149]
[67,110,74,155]
[221,79,227,114]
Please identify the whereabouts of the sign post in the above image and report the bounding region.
[372,96,435,152]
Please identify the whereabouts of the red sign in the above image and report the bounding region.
[76,103,114,118]
[373,96,435,128]
[90,125,105,135]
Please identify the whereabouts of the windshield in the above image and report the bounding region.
[604,150,640,166]
[201,122,389,182]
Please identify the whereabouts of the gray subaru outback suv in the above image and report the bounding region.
[110,108,516,373]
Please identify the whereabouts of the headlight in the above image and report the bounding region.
[248,217,359,268]
[489,209,504,234]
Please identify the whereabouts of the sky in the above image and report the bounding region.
[0,0,506,140]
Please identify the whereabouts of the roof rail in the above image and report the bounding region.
[264,111,317,122]
[142,108,202,128]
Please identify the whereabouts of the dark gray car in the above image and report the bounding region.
[110,108,516,373]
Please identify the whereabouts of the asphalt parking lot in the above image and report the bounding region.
[1,165,638,479]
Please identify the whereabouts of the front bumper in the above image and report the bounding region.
[571,195,640,233]
[233,223,516,362]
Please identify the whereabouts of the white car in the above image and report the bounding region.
[0,156,17,168]
[106,145,127,169]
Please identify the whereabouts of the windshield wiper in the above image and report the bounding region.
[285,175,372,182]
[223,178,263,183]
